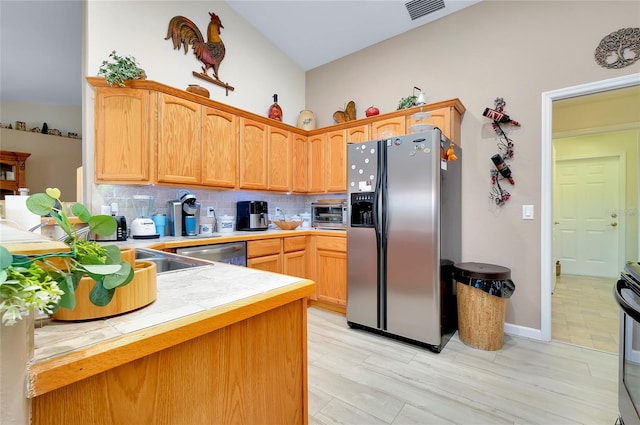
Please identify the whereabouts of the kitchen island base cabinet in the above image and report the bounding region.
[31,298,309,425]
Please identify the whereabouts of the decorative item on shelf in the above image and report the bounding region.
[483,97,521,206]
[268,94,283,121]
[397,86,425,110]
[41,122,48,134]
[15,121,26,131]
[365,106,380,117]
[0,188,138,326]
[409,87,433,133]
[67,132,79,139]
[166,12,235,95]
[186,84,210,98]
[273,220,301,230]
[333,100,356,123]
[297,109,316,130]
[594,27,640,69]
[0,123,12,129]
[98,50,146,87]
[47,128,62,136]
[29,127,40,133]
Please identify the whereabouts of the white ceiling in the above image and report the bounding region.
[0,0,480,107]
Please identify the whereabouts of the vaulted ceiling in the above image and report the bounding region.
[0,0,481,106]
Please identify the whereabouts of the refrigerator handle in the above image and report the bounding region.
[373,140,383,239]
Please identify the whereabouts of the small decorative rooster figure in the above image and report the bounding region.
[165,12,234,94]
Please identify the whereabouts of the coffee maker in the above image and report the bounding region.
[236,201,268,231]
[167,191,201,236]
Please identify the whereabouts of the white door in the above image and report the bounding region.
[554,155,622,277]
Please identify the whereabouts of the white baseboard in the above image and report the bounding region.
[504,322,545,341]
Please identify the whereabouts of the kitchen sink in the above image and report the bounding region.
[135,248,213,273]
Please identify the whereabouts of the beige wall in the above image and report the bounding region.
[0,128,82,201]
[306,1,640,331]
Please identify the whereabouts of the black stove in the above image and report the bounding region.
[615,262,640,425]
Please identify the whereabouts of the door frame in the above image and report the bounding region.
[554,152,626,277]
[541,73,640,342]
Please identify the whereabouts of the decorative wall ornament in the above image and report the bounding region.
[483,98,521,206]
[333,101,356,123]
[165,12,235,95]
[594,27,640,69]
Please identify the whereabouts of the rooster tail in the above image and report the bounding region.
[165,16,204,54]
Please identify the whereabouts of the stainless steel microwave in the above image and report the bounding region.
[311,202,347,229]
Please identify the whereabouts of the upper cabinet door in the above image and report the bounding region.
[95,88,152,183]
[346,125,370,144]
[202,107,237,189]
[268,126,292,192]
[370,116,405,139]
[325,129,346,193]
[239,117,268,190]
[307,134,325,193]
[156,93,201,185]
[292,134,308,193]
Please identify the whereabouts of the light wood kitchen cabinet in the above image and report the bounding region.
[292,134,308,193]
[156,93,202,185]
[239,118,268,190]
[268,126,292,191]
[201,107,237,189]
[405,104,463,143]
[346,124,370,144]
[325,129,347,193]
[283,235,307,279]
[0,150,30,200]
[312,235,347,311]
[307,134,325,193]
[370,116,405,139]
[247,238,282,273]
[89,78,464,194]
[94,87,152,184]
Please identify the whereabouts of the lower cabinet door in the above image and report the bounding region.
[316,249,347,306]
[283,250,306,279]
[248,254,282,273]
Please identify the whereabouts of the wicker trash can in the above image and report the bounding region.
[453,262,515,351]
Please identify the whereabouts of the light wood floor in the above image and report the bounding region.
[552,273,619,353]
[307,307,618,425]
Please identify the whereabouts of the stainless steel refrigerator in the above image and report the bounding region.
[346,129,461,352]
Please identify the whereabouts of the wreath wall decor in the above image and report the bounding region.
[594,27,640,69]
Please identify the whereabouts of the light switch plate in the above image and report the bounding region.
[522,204,534,220]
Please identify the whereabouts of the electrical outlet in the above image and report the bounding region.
[207,207,216,218]
[275,207,283,216]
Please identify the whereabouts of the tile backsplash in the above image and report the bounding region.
[92,185,343,226]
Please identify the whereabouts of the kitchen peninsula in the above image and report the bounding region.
[3,226,315,425]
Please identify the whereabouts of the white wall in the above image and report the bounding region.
[306,0,640,331]
[85,1,305,124]
[84,1,307,214]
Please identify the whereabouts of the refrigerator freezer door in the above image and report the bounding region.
[384,131,441,344]
[347,141,381,329]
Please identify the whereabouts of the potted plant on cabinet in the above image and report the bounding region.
[98,50,146,87]
[0,188,135,325]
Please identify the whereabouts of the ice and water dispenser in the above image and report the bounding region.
[350,192,374,227]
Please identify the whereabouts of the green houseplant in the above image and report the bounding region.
[98,50,146,87]
[0,188,134,326]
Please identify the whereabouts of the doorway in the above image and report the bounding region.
[541,73,640,345]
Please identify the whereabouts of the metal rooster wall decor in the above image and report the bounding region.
[165,12,235,95]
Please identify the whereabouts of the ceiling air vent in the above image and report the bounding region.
[404,0,445,21]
